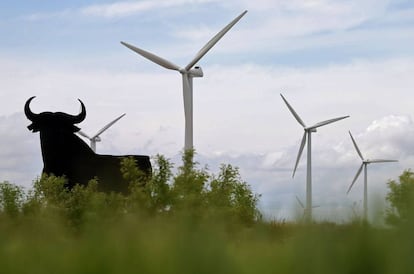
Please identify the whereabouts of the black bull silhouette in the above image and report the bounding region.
[25,97,152,193]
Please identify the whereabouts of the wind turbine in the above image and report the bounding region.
[78,113,126,152]
[121,10,247,151]
[347,131,398,220]
[280,93,349,222]
[296,195,319,220]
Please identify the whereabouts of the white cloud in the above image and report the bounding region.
[81,1,160,18]
[80,0,219,18]
[0,113,42,187]
[20,9,73,21]
[1,56,413,154]
[355,115,414,159]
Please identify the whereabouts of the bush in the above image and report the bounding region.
[120,149,261,225]
[208,164,261,224]
[385,169,414,225]
[0,182,24,218]
[0,150,260,230]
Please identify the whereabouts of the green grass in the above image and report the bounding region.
[1,155,413,274]
[1,208,414,274]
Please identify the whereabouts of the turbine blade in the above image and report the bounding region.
[280,94,306,128]
[309,115,350,129]
[368,159,398,163]
[349,131,364,161]
[296,196,305,209]
[184,10,247,71]
[121,41,181,71]
[293,132,307,178]
[93,113,126,139]
[347,163,364,194]
[77,130,91,140]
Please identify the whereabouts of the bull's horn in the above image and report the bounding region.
[70,99,86,124]
[24,96,38,121]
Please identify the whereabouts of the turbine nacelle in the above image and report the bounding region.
[184,66,204,78]
[305,127,317,133]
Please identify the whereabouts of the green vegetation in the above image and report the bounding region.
[385,169,414,225]
[1,151,414,274]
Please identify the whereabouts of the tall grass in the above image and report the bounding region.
[1,153,413,274]
[2,210,414,273]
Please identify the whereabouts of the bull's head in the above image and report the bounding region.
[25,96,86,132]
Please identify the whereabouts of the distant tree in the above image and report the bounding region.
[27,175,125,229]
[0,182,24,218]
[208,164,261,224]
[145,154,173,213]
[121,149,262,224]
[385,169,414,225]
[121,154,173,214]
[170,149,209,215]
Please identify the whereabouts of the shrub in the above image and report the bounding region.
[0,151,261,229]
[0,181,24,218]
[120,149,261,225]
[385,169,414,225]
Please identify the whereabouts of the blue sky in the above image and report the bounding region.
[3,0,413,65]
[1,0,414,221]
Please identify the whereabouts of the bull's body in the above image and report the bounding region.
[25,97,151,193]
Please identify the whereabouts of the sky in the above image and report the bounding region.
[1,0,413,221]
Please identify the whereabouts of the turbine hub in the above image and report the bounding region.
[188,66,204,78]
[305,127,317,133]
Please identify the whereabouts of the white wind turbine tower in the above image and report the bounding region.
[347,131,398,220]
[295,195,320,220]
[281,94,349,222]
[121,10,247,151]
[78,113,126,152]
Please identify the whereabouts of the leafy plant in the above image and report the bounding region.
[208,164,261,224]
[170,149,209,216]
[2,156,414,274]
[385,169,414,225]
[0,181,24,218]
[120,149,261,225]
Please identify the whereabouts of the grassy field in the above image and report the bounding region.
[1,156,413,274]
[1,182,414,274]
[1,212,414,274]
